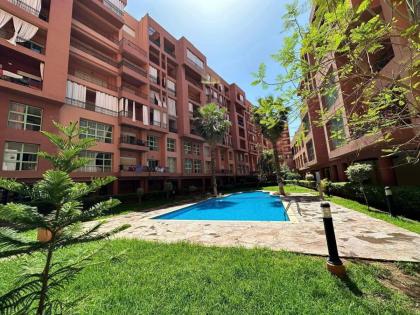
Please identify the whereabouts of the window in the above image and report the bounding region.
[2,142,38,171]
[193,160,201,174]
[327,116,346,150]
[167,79,176,93]
[220,151,225,161]
[79,151,112,173]
[147,135,159,151]
[186,49,204,69]
[192,143,200,156]
[306,140,315,161]
[8,102,42,131]
[323,72,338,110]
[184,142,192,154]
[167,138,176,152]
[80,119,113,143]
[184,159,192,174]
[148,159,159,170]
[167,157,176,173]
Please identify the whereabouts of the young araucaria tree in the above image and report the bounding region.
[253,96,290,195]
[0,122,127,315]
[195,103,232,196]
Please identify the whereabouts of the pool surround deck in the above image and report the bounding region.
[92,192,420,262]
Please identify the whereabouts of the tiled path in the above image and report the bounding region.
[94,193,420,262]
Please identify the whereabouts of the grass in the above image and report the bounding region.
[0,239,417,314]
[324,195,420,235]
[263,185,420,234]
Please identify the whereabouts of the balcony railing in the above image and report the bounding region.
[8,0,48,20]
[65,97,118,116]
[119,38,147,57]
[120,86,148,99]
[120,136,147,147]
[1,73,42,90]
[120,165,170,173]
[119,59,147,77]
[73,72,118,91]
[103,0,124,17]
[151,120,167,129]
[71,40,118,68]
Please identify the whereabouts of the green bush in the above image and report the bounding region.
[329,182,420,220]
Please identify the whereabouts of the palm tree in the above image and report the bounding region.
[253,96,290,195]
[195,103,231,196]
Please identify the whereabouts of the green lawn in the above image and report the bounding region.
[0,240,417,314]
[263,185,420,234]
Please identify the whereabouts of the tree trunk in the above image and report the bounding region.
[272,142,286,196]
[36,243,54,315]
[211,146,218,196]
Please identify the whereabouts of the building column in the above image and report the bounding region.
[111,180,119,195]
[330,165,338,182]
[377,157,397,186]
[143,179,149,193]
[336,163,347,182]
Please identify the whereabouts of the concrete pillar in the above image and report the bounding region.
[330,165,338,182]
[378,157,397,186]
[336,163,347,182]
[111,180,119,195]
[143,179,149,193]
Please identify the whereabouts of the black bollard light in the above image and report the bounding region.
[321,202,346,277]
[385,186,396,217]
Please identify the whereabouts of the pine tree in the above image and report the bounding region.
[0,122,128,315]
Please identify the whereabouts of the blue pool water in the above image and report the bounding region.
[154,191,289,221]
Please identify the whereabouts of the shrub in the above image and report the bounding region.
[305,173,315,181]
[345,163,373,209]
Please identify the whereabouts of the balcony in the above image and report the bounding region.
[65,97,118,116]
[80,0,124,28]
[120,86,148,103]
[118,110,149,129]
[119,38,147,63]
[119,59,147,83]
[119,135,149,152]
[70,39,118,74]
[8,0,49,21]
[120,165,171,176]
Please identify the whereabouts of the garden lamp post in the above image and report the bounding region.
[384,186,396,217]
[321,202,346,277]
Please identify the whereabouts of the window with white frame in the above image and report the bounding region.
[8,102,42,131]
[184,142,192,154]
[2,142,39,171]
[184,159,192,174]
[80,119,113,143]
[79,151,112,173]
[192,143,200,156]
[147,135,159,151]
[193,159,201,174]
[167,157,176,173]
[167,138,176,152]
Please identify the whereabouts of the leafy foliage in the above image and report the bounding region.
[0,122,127,315]
[253,97,290,194]
[254,0,420,163]
[345,163,373,209]
[194,103,231,196]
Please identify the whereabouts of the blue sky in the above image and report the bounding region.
[125,0,308,136]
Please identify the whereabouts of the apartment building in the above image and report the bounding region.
[292,0,419,186]
[0,0,270,194]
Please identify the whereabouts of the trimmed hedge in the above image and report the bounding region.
[285,180,317,190]
[327,182,420,220]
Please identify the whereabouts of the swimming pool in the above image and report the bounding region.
[154,191,289,221]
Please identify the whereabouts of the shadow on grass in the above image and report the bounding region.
[341,275,364,297]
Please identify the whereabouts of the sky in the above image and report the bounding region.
[125,0,309,137]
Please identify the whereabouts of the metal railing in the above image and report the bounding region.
[103,0,124,17]
[120,165,170,173]
[65,97,118,117]
[71,40,118,67]
[1,74,42,90]
[120,136,147,147]
[8,0,48,20]
[120,87,148,100]
[119,59,147,77]
[119,38,147,57]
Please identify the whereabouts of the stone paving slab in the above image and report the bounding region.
[92,193,420,262]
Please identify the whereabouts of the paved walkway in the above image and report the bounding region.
[94,193,420,262]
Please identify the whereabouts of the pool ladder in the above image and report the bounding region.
[285,200,302,216]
